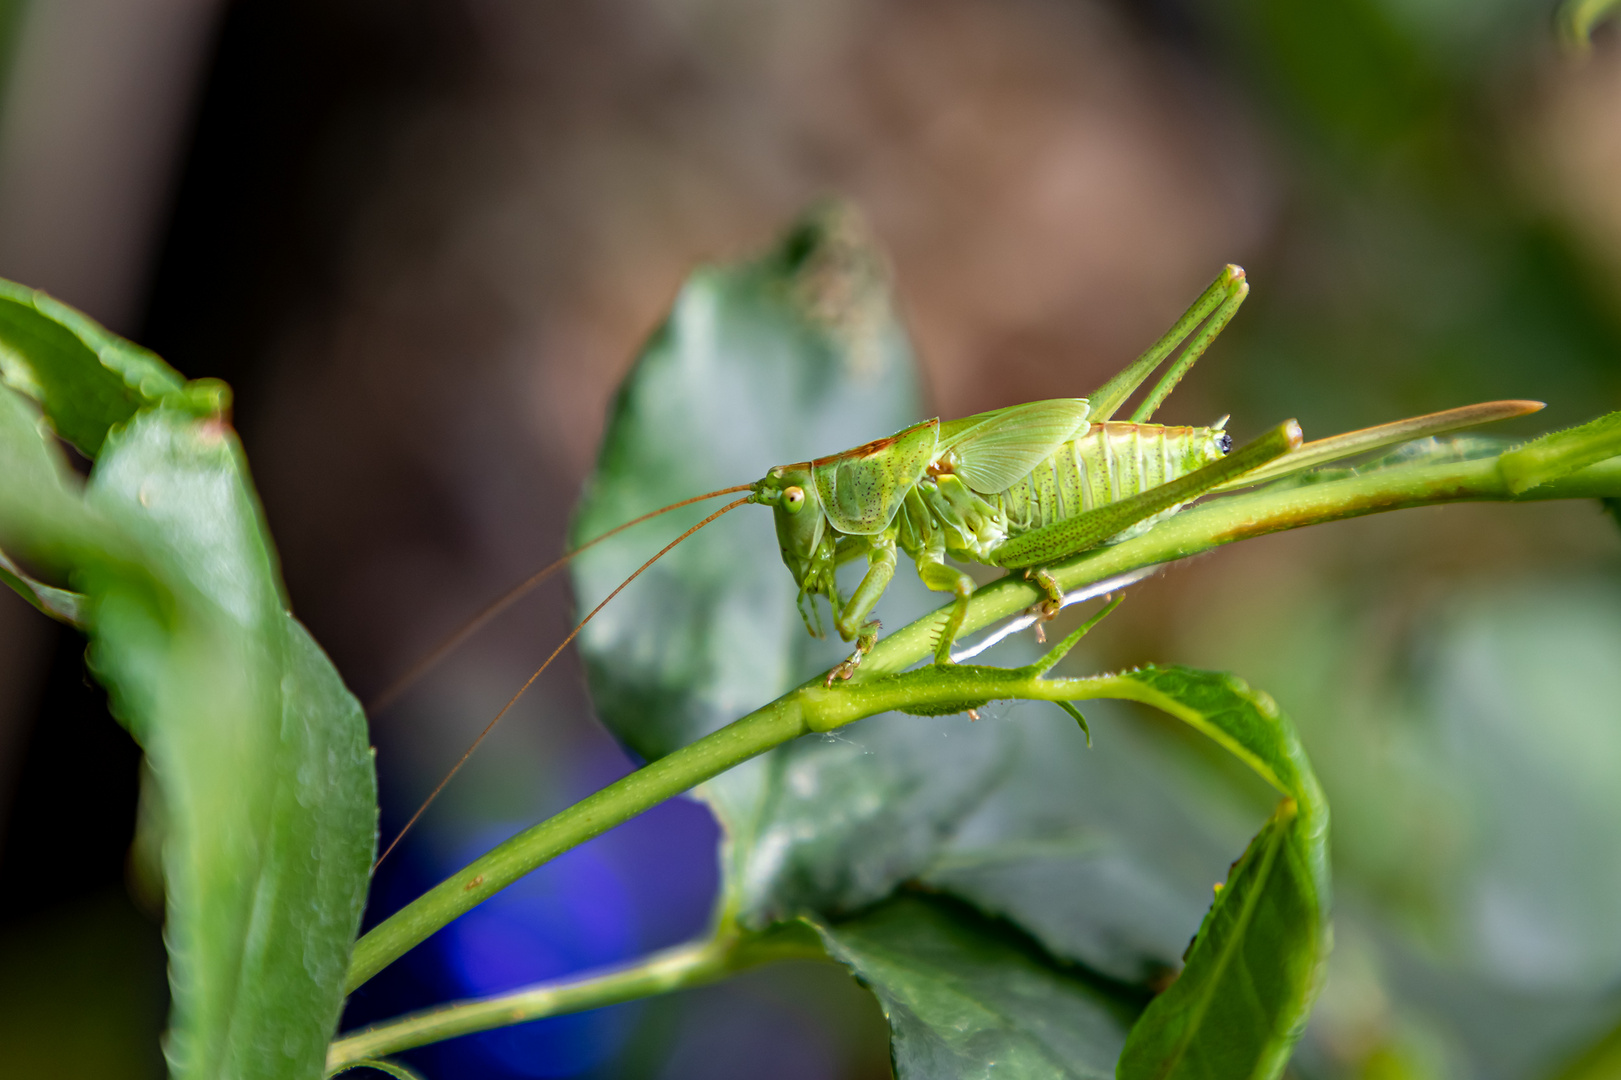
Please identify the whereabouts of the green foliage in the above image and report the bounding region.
[8,205,1619,1078]
[0,287,375,1080]
[1499,411,1621,494]
[1561,0,1621,49]
[0,280,227,456]
[1200,573,1621,1077]
[1112,669,1328,1080]
[812,896,1134,1079]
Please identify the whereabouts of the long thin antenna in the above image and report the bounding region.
[367,484,755,714]
[373,494,754,871]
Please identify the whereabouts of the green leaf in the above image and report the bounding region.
[88,410,376,1080]
[1111,667,1329,1080]
[1167,568,1621,1077]
[0,377,88,532]
[811,894,1137,1079]
[1549,1016,1621,1080]
[0,278,228,457]
[0,546,84,623]
[0,386,90,620]
[0,389,376,1080]
[915,706,1268,985]
[1498,411,1621,495]
[1561,0,1621,49]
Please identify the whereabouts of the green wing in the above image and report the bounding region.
[938,398,1090,494]
[812,419,939,535]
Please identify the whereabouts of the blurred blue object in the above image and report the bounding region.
[442,836,637,1076]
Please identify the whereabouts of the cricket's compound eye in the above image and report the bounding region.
[1218,431,1233,454]
[783,485,806,513]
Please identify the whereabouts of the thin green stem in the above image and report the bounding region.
[332,924,824,1067]
[345,446,1621,993]
[346,695,810,991]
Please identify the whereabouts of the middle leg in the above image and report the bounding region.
[916,552,976,665]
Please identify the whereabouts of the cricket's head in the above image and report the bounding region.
[752,463,840,636]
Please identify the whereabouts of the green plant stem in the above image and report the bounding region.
[345,695,808,991]
[335,659,1303,1059]
[345,449,1621,993]
[805,668,1293,793]
[858,452,1621,675]
[331,924,823,1068]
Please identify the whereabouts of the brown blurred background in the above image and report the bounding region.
[1,1,1620,1078]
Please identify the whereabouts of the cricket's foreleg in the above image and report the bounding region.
[994,420,1303,570]
[827,536,897,685]
[916,555,976,666]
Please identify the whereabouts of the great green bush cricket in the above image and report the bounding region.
[372,263,1541,864]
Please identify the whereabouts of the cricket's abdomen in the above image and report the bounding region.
[996,422,1227,534]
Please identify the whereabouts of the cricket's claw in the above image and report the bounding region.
[1023,567,1064,644]
[826,654,860,686]
[826,634,875,686]
[1030,596,1056,638]
[1024,597,1062,643]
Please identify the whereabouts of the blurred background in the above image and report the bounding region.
[0,0,1619,1077]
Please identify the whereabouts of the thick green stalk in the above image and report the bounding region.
[345,449,1621,992]
[346,695,809,991]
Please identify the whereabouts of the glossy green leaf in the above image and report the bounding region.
[0,385,91,618]
[812,895,1136,1080]
[916,704,1266,985]
[1253,578,1621,1078]
[0,278,227,457]
[0,546,83,623]
[0,383,375,1079]
[1112,666,1329,1080]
